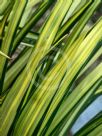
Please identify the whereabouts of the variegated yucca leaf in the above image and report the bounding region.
[0,0,13,15]
[0,0,72,135]
[43,63,102,135]
[0,4,12,41]
[12,0,56,53]
[0,0,28,91]
[2,0,96,94]
[13,14,102,136]
[25,0,100,101]
[20,0,42,27]
[74,112,102,136]
[0,0,102,136]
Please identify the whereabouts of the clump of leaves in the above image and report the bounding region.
[0,0,102,136]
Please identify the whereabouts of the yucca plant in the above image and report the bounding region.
[0,0,102,136]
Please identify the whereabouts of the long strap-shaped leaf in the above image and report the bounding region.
[11,0,92,54]
[20,0,42,27]
[0,4,12,43]
[38,18,102,135]
[13,28,86,136]
[95,85,102,95]
[3,0,92,93]
[11,0,55,53]
[49,86,102,136]
[0,0,28,92]
[25,0,95,101]
[57,79,102,136]
[78,44,102,79]
[3,35,67,93]
[39,0,100,83]
[13,18,102,136]
[17,17,102,135]
[3,36,65,92]
[74,112,102,136]
[21,29,88,110]
[54,0,92,42]
[45,63,102,135]
[87,124,102,136]
[6,0,93,95]
[62,0,82,24]
[0,1,72,135]
[3,49,32,92]
[0,0,13,15]
[65,0,101,49]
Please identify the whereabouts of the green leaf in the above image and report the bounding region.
[0,1,72,135]
[0,93,6,105]
[0,1,102,135]
[3,34,67,93]
[65,0,101,48]
[39,0,100,84]
[0,5,12,42]
[0,0,13,15]
[74,112,102,136]
[38,63,102,135]
[87,124,102,136]
[0,0,28,92]
[13,18,102,136]
[3,48,31,92]
[78,43,102,78]
[20,0,42,27]
[26,0,94,98]
[62,0,83,24]
[23,1,92,100]
[11,0,56,53]
[95,85,102,95]
[54,0,92,42]
[38,18,102,135]
[56,79,102,136]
